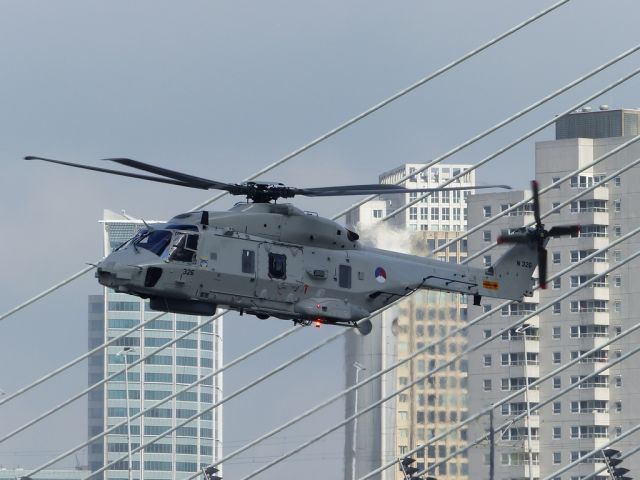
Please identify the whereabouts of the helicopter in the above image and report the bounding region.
[26,156,579,335]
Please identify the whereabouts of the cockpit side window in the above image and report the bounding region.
[167,233,199,263]
[268,253,287,279]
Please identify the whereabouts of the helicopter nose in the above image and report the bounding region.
[95,250,144,289]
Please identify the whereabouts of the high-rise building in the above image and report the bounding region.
[344,163,475,480]
[467,107,640,480]
[375,163,475,233]
[88,210,223,480]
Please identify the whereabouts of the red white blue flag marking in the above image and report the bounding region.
[375,267,387,283]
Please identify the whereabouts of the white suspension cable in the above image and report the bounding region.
[331,43,640,222]
[131,164,640,478]
[379,65,640,223]
[435,133,640,256]
[415,335,640,478]
[188,225,639,476]
[580,445,640,480]
[16,156,640,474]
[0,312,221,444]
[0,1,569,327]
[242,246,640,479]
[464,147,640,264]
[23,323,299,477]
[191,0,572,213]
[0,309,169,407]
[364,246,640,479]
[0,265,95,323]
[542,420,640,480]
[81,329,345,480]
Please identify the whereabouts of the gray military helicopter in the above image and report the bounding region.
[26,156,579,334]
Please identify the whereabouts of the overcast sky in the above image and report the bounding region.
[2,1,640,478]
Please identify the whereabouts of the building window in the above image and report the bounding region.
[552,326,561,338]
[553,377,561,389]
[614,275,622,287]
[483,304,492,313]
[552,202,561,214]
[409,207,418,221]
[552,252,561,264]
[553,402,561,414]
[553,426,561,439]
[483,354,492,367]
[614,250,622,262]
[553,452,562,464]
[614,176,621,187]
[614,225,622,237]
[552,177,561,188]
[483,230,491,242]
[483,379,492,391]
[615,375,623,387]
[483,329,492,339]
[553,278,561,289]
[483,255,492,267]
[553,352,561,364]
[442,207,450,220]
[614,199,621,212]
[372,209,383,218]
[616,426,622,436]
[431,208,439,221]
[483,205,492,218]
[615,401,622,412]
[420,207,428,220]
[553,303,561,315]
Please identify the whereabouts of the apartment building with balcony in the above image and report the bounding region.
[467,107,640,480]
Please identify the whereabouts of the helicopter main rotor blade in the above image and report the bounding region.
[24,156,209,189]
[297,184,511,197]
[105,158,235,191]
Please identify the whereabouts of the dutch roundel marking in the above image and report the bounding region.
[375,267,387,283]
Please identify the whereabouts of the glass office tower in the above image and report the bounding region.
[88,210,223,480]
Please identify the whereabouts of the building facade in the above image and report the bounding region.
[467,108,640,480]
[344,163,475,480]
[88,210,223,480]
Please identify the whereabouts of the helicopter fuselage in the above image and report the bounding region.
[96,202,539,330]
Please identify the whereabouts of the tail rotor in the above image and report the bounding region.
[497,180,580,288]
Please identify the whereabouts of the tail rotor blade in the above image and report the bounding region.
[531,180,542,227]
[497,235,530,245]
[548,225,581,237]
[538,246,548,289]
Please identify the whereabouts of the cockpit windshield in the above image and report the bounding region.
[134,230,173,256]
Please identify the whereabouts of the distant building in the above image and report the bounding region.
[467,108,640,480]
[344,163,474,480]
[0,469,90,480]
[88,210,223,480]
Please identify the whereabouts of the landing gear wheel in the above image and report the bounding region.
[356,319,372,336]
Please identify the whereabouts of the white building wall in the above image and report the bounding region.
[468,130,640,480]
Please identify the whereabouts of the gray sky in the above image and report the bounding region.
[1,0,640,478]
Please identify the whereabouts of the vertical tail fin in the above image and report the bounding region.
[480,243,538,300]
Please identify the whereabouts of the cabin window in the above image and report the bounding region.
[268,253,287,279]
[167,233,199,263]
[339,265,352,289]
[241,250,255,274]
